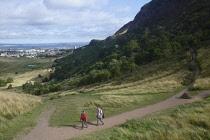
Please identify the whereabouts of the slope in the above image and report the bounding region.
[49,0,210,88]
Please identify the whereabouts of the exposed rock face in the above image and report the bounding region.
[115,0,196,34]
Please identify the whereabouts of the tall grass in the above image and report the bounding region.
[0,91,42,121]
[193,47,210,90]
[84,95,153,108]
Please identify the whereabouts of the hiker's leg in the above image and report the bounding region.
[85,121,88,128]
[82,121,84,129]
[100,118,104,124]
[97,117,99,126]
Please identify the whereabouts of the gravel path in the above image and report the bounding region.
[15,60,210,140]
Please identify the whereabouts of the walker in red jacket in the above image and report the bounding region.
[80,110,88,129]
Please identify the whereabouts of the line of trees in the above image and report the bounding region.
[22,81,62,95]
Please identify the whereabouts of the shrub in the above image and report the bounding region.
[7,84,12,89]
[0,79,7,87]
[38,74,42,78]
[6,77,13,83]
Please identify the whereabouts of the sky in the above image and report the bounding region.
[0,0,151,44]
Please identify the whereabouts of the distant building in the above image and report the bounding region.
[0,52,7,57]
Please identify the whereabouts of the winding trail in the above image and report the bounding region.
[15,61,210,140]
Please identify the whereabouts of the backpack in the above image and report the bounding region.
[102,112,105,118]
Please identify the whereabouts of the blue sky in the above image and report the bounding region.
[0,0,151,44]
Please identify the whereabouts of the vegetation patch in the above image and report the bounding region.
[192,48,210,90]
[0,91,42,120]
[0,91,43,140]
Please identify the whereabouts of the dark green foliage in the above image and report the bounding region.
[8,84,12,89]
[6,77,14,83]
[42,77,49,82]
[0,79,7,87]
[22,81,62,95]
[47,0,210,88]
[38,74,42,78]
[80,70,111,85]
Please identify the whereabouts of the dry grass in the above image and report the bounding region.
[193,77,210,90]
[193,47,210,90]
[82,70,189,111]
[0,91,42,121]
[89,69,189,95]
[84,95,152,108]
[11,69,50,87]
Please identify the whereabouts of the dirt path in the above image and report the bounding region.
[15,60,210,140]
[15,89,209,140]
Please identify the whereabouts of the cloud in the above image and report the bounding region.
[0,0,134,43]
[117,7,131,13]
[43,0,108,9]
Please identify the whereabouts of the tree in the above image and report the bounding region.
[123,40,139,57]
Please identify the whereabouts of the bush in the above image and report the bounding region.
[42,77,49,82]
[0,79,7,87]
[6,77,14,83]
[7,84,12,89]
[38,74,42,78]
[49,84,62,92]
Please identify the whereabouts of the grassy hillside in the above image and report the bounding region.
[0,91,42,140]
[47,51,194,127]
[47,0,210,92]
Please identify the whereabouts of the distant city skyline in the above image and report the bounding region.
[0,0,151,44]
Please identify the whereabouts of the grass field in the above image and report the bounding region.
[72,98,210,140]
[0,57,53,89]
[0,57,53,74]
[0,90,42,140]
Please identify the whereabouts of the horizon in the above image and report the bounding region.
[0,42,89,45]
[0,0,151,44]
[0,42,89,50]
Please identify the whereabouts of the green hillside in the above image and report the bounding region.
[47,0,210,90]
[1,0,210,139]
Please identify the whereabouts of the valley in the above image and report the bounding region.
[0,0,210,140]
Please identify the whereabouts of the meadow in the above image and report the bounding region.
[0,90,42,139]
